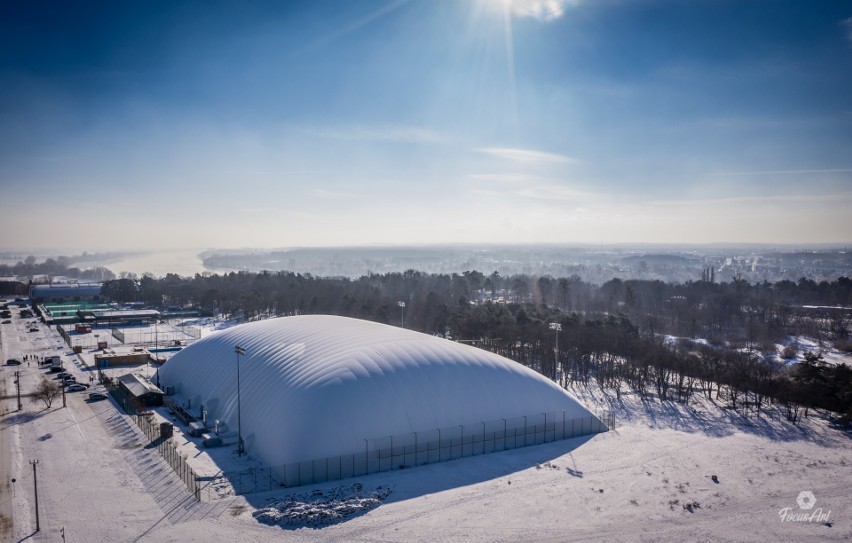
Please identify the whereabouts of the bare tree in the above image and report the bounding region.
[33,378,61,409]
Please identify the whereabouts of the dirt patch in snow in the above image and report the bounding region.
[253,483,392,529]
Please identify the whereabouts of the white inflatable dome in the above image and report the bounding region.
[159,315,599,473]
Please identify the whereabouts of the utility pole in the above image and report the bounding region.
[30,460,39,532]
[155,319,159,388]
[62,380,66,408]
[398,301,406,328]
[15,370,21,410]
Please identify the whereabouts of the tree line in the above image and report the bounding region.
[100,270,852,423]
[0,255,116,285]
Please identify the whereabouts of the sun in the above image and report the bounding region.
[491,0,573,22]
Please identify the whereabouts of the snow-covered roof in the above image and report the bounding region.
[158,315,595,467]
[118,373,163,397]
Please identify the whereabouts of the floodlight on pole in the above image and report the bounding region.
[397,301,406,328]
[154,320,160,388]
[549,322,561,381]
[235,345,246,456]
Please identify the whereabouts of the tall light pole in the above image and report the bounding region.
[31,460,40,532]
[549,322,561,382]
[235,345,246,456]
[397,301,406,328]
[154,319,160,388]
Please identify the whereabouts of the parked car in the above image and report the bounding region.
[48,366,65,373]
[5,358,21,366]
[66,383,88,392]
[1,320,10,324]
[88,392,108,401]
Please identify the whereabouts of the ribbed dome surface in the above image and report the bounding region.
[159,315,595,467]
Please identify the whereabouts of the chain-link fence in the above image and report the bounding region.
[112,380,613,498]
[115,386,282,501]
[274,411,609,488]
[132,412,203,500]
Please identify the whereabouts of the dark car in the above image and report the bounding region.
[1,320,10,324]
[88,392,108,401]
[48,366,65,373]
[5,359,22,366]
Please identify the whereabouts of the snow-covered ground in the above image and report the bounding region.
[663,333,852,368]
[2,318,850,542]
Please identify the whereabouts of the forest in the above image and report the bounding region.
[98,270,852,423]
[0,255,116,282]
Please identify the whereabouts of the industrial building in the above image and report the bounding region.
[29,282,103,303]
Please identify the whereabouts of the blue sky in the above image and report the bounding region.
[1,0,851,250]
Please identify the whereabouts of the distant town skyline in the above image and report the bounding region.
[2,0,851,250]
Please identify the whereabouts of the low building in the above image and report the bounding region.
[95,350,151,368]
[80,309,160,327]
[117,373,164,408]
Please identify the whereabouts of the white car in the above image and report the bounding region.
[66,383,89,392]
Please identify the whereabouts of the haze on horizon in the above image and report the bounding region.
[2,0,851,252]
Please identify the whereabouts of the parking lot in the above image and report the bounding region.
[1,299,111,541]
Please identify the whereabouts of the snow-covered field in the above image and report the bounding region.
[2,319,850,542]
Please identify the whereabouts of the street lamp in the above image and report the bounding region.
[154,320,160,388]
[549,322,561,381]
[397,301,406,328]
[235,345,246,456]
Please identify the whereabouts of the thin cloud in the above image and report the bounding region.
[513,184,595,202]
[842,17,852,43]
[703,168,852,177]
[647,192,852,207]
[510,0,580,22]
[467,173,530,183]
[313,189,357,200]
[477,147,579,164]
[313,125,444,144]
[301,0,409,53]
